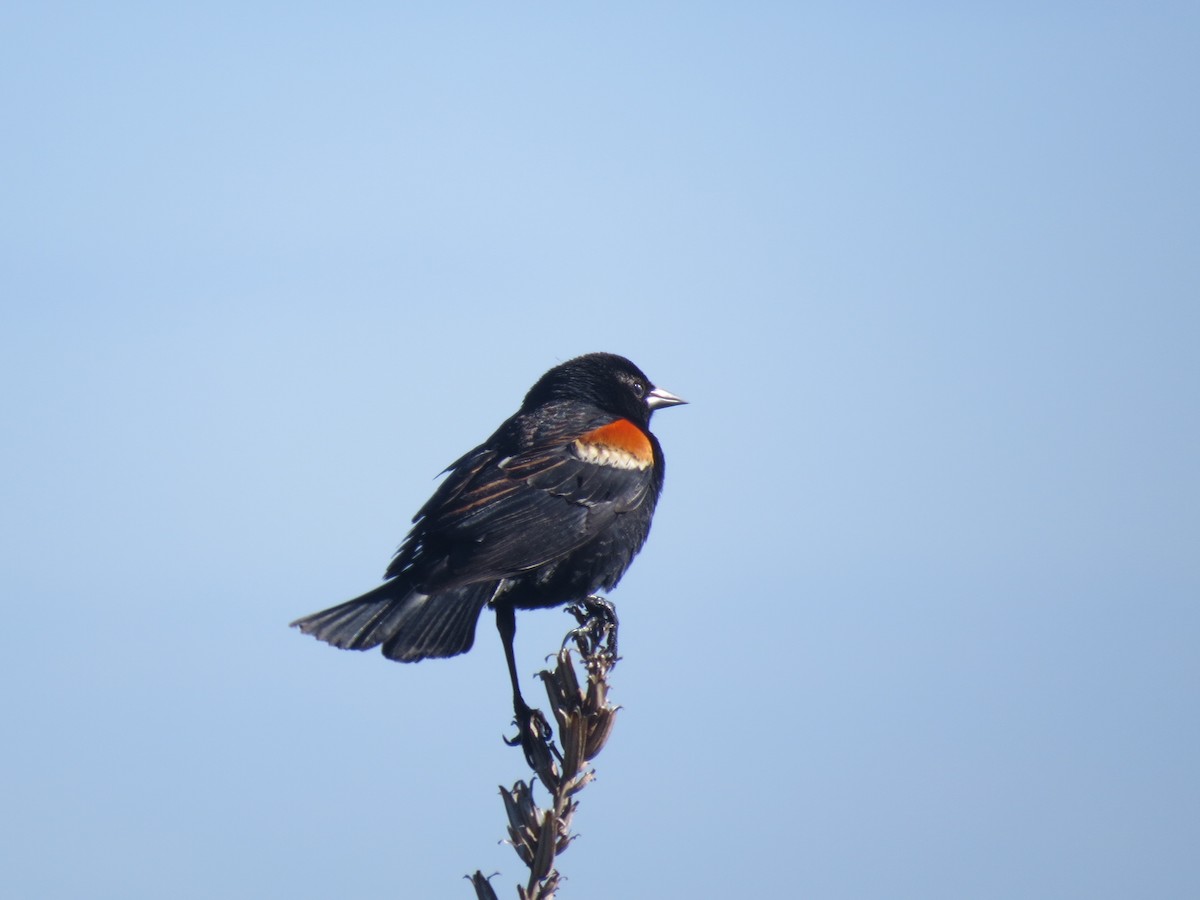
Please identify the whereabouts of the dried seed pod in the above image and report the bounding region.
[529,810,559,882]
[499,782,543,866]
[584,706,618,761]
[466,871,500,900]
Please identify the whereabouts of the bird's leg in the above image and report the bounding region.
[495,599,528,717]
[495,600,558,775]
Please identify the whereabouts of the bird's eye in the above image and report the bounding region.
[632,380,646,399]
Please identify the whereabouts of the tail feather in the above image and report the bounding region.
[291,580,494,661]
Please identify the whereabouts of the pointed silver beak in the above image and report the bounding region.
[646,386,687,410]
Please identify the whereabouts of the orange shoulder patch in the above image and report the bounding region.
[575,418,654,468]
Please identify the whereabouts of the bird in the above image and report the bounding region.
[291,352,685,728]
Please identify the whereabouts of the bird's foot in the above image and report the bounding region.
[564,595,620,668]
[505,700,561,787]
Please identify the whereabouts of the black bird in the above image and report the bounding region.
[291,352,685,724]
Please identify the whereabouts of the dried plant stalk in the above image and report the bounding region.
[469,597,620,900]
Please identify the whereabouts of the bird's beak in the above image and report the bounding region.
[647,386,687,410]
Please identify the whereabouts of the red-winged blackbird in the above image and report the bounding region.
[291,352,684,719]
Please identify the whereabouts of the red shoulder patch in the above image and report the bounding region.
[576,418,654,466]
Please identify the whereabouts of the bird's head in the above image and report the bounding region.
[523,352,686,428]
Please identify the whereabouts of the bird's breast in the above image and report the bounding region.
[572,418,654,470]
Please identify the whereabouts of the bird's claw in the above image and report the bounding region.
[505,701,561,784]
[563,595,620,665]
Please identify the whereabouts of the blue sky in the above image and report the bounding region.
[2,4,1197,898]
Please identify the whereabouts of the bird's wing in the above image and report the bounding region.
[394,411,658,587]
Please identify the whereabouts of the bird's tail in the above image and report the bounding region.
[290,580,495,661]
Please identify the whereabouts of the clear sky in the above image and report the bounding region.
[2,4,1197,898]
